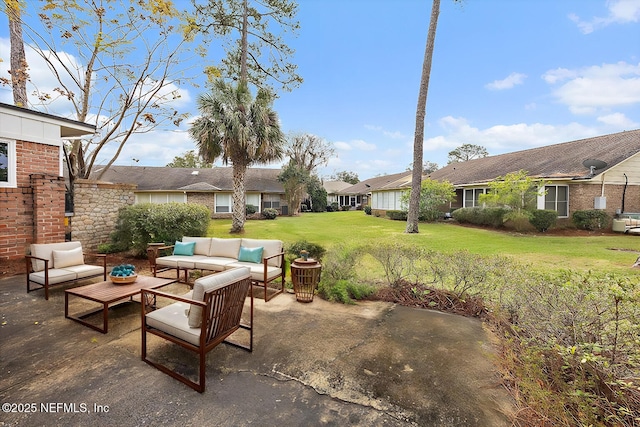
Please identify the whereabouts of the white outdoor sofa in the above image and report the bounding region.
[25,241,107,300]
[147,237,285,302]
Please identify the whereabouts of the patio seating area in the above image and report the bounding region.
[0,272,515,426]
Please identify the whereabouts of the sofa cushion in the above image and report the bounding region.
[173,241,196,256]
[155,255,181,269]
[64,264,105,279]
[182,237,212,256]
[30,241,83,272]
[209,238,242,259]
[52,247,85,269]
[28,269,78,286]
[238,246,263,264]
[240,238,283,267]
[193,257,237,272]
[188,267,251,328]
[225,262,283,283]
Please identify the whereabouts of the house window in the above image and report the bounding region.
[215,193,231,213]
[262,194,280,209]
[464,188,486,208]
[246,193,260,212]
[544,185,569,217]
[0,139,16,188]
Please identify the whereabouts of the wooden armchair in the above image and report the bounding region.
[141,267,253,393]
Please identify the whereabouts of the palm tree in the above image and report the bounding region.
[190,80,285,233]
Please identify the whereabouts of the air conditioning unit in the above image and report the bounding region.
[594,197,606,210]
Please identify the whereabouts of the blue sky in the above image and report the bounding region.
[1,0,639,181]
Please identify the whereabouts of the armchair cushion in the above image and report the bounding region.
[188,267,251,328]
[52,247,85,268]
[145,300,201,346]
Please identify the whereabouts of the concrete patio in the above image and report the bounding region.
[0,274,515,426]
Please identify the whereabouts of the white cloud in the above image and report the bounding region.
[569,0,640,34]
[542,68,577,84]
[351,139,377,151]
[485,72,527,90]
[543,62,640,114]
[334,141,352,151]
[365,124,407,139]
[597,112,639,127]
[425,116,598,157]
[334,139,376,152]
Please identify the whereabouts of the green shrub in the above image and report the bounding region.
[386,210,407,221]
[341,205,351,211]
[261,208,278,219]
[451,207,508,227]
[97,242,125,254]
[529,209,558,232]
[245,204,258,215]
[364,240,425,288]
[320,244,360,283]
[504,210,533,232]
[572,209,610,230]
[286,240,326,262]
[363,205,372,215]
[326,202,339,212]
[110,202,210,256]
[318,279,375,304]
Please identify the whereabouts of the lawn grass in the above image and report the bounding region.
[207,211,640,274]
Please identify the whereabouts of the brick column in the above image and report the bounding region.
[31,174,66,243]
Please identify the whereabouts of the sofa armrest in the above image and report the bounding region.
[262,251,286,281]
[25,254,49,274]
[84,253,107,269]
[147,245,174,261]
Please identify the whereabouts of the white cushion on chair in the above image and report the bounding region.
[64,264,105,279]
[146,300,201,346]
[29,269,77,285]
[30,241,83,272]
[225,262,282,283]
[52,247,85,268]
[182,237,212,256]
[188,267,250,328]
[209,238,242,259]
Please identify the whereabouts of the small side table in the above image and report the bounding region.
[291,258,322,303]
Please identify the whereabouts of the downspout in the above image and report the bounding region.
[622,173,628,214]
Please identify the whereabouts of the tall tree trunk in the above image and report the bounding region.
[406,0,440,234]
[240,0,249,83]
[231,162,247,233]
[7,2,28,107]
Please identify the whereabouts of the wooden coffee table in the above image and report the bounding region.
[65,276,176,333]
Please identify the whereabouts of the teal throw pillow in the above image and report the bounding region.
[173,241,196,256]
[238,246,263,264]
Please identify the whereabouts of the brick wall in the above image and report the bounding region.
[71,180,136,252]
[570,183,640,217]
[1,140,62,277]
[187,193,214,216]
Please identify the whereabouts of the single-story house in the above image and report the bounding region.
[0,102,96,276]
[90,165,289,216]
[335,171,413,212]
[323,180,354,207]
[359,129,640,223]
